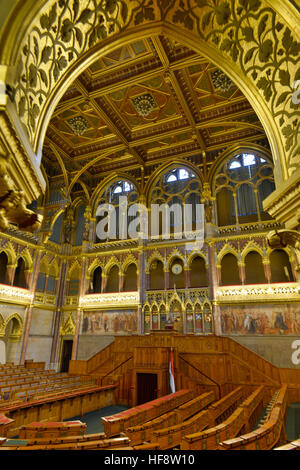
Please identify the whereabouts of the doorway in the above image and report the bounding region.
[137,373,157,405]
[60,340,73,372]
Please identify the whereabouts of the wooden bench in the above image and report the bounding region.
[102,389,194,437]
[274,439,300,450]
[219,384,288,451]
[18,420,87,439]
[125,391,215,446]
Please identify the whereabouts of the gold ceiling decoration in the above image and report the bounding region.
[43,35,267,194]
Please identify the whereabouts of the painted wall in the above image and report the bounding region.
[82,309,138,335]
[220,303,300,335]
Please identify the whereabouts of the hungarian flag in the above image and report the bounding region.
[169,348,175,394]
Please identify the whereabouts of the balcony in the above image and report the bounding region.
[0,284,33,305]
[79,291,139,308]
[217,282,300,303]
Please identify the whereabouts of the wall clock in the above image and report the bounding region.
[172,263,182,275]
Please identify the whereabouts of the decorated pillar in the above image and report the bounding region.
[207,240,221,336]
[71,257,87,360]
[238,262,246,284]
[263,260,272,283]
[19,249,42,364]
[119,271,124,292]
[101,274,107,293]
[50,258,68,368]
[164,268,169,291]
[6,264,16,285]
[138,242,146,335]
[184,268,190,289]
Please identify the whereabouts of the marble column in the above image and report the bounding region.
[71,257,87,361]
[19,249,42,364]
[207,240,221,336]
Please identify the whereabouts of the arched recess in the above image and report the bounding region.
[47,260,59,293]
[149,259,164,290]
[13,257,28,289]
[190,255,208,288]
[244,251,266,284]
[123,263,137,292]
[143,304,151,334]
[269,249,295,283]
[106,265,119,293]
[36,257,48,292]
[67,262,81,296]
[2,1,299,195]
[3,314,24,365]
[0,252,9,285]
[90,266,102,294]
[220,253,241,286]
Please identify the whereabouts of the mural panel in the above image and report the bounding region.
[82,309,138,335]
[220,303,300,335]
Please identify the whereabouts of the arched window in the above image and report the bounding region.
[36,259,47,292]
[190,256,208,287]
[149,260,164,290]
[13,258,27,289]
[49,213,63,244]
[214,152,275,226]
[245,251,266,284]
[123,263,137,291]
[92,266,102,293]
[95,179,138,242]
[270,250,295,283]
[47,263,57,293]
[221,253,240,286]
[68,265,80,296]
[106,265,119,293]
[149,166,202,239]
[0,252,8,285]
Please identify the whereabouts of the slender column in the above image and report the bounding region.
[238,262,246,284]
[138,243,146,335]
[6,264,15,285]
[119,272,124,292]
[101,274,107,293]
[19,250,42,364]
[184,268,190,289]
[263,260,272,283]
[164,269,169,290]
[50,259,67,366]
[71,258,87,360]
[233,193,239,226]
[207,241,221,335]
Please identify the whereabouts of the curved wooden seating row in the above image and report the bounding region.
[102,389,194,437]
[181,385,266,450]
[0,384,116,437]
[18,421,87,439]
[274,439,300,450]
[150,387,244,450]
[0,436,130,450]
[219,384,288,450]
[125,391,215,446]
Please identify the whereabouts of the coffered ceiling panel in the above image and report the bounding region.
[43,34,270,198]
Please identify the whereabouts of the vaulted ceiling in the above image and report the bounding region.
[42,34,269,197]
